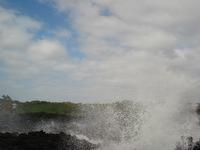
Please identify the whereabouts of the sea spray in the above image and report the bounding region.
[77,100,145,149]
[78,95,200,150]
[30,98,200,150]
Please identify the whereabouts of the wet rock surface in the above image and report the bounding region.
[0,131,99,150]
[175,137,200,150]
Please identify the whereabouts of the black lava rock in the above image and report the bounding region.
[0,131,99,150]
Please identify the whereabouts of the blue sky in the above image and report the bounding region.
[1,0,62,28]
[0,0,199,102]
[0,0,84,59]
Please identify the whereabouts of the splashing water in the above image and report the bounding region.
[33,95,200,150]
[77,96,200,150]
[79,101,144,143]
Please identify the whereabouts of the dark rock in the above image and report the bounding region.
[0,131,99,150]
[175,137,200,150]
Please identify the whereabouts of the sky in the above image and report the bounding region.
[0,0,200,102]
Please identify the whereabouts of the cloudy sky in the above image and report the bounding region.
[0,0,200,102]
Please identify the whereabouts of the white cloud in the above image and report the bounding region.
[1,0,200,103]
[47,0,200,85]
[0,8,40,50]
[28,39,67,61]
[0,6,74,80]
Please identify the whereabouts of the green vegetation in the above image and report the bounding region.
[0,95,141,120]
[16,101,80,117]
[0,95,81,119]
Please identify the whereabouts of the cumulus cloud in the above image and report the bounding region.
[0,6,78,100]
[1,0,200,102]
[38,0,200,102]
[0,6,76,74]
[28,40,67,61]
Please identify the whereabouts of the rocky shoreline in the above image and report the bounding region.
[0,131,99,150]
